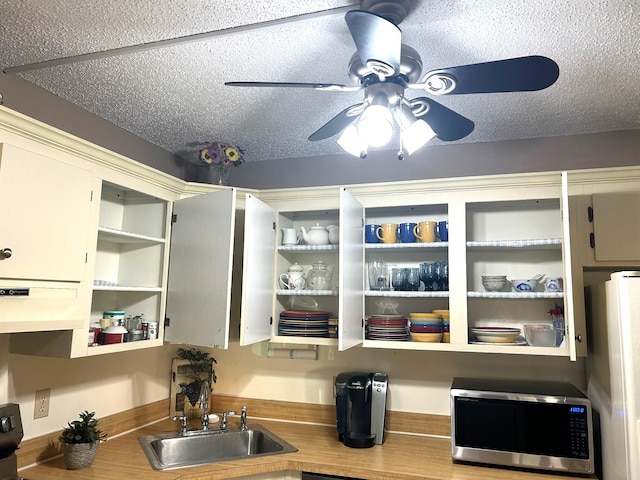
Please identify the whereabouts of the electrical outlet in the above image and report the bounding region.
[33,388,50,419]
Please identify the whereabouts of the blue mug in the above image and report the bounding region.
[435,221,449,242]
[398,222,417,243]
[365,224,381,243]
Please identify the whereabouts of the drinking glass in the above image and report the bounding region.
[434,261,449,291]
[420,262,436,291]
[405,267,420,291]
[391,268,407,291]
[368,261,390,290]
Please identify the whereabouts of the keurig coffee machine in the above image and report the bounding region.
[335,372,388,448]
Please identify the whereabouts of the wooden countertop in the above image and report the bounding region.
[19,418,591,480]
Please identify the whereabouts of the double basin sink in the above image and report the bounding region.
[138,424,298,470]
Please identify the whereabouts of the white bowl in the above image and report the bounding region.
[481,276,508,292]
[471,327,520,343]
[510,279,539,292]
[524,324,557,347]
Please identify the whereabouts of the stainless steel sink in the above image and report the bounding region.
[138,424,298,470]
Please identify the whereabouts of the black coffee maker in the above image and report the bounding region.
[0,403,23,480]
[335,372,388,448]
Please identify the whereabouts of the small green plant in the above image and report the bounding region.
[177,347,217,406]
[60,411,107,444]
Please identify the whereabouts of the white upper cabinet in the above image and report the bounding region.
[0,143,93,333]
[591,192,640,262]
[0,143,92,283]
[165,189,236,349]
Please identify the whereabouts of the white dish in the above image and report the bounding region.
[471,339,527,346]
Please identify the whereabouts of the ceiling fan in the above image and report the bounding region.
[226,2,559,159]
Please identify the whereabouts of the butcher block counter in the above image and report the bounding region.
[19,417,592,480]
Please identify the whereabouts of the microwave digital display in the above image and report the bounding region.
[453,397,590,459]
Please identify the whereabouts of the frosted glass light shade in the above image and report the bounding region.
[337,125,368,157]
[401,119,436,154]
[357,105,393,148]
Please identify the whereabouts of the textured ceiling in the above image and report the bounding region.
[1,1,639,166]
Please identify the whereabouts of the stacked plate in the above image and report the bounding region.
[328,318,338,338]
[470,326,524,345]
[278,310,330,338]
[366,315,409,341]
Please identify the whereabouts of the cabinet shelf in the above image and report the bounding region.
[366,290,449,298]
[366,242,448,249]
[276,289,338,296]
[278,245,338,252]
[92,285,163,292]
[362,339,568,356]
[270,335,337,346]
[466,238,562,249]
[98,226,165,244]
[467,291,564,299]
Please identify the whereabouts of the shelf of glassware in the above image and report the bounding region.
[274,244,339,346]
[362,241,451,350]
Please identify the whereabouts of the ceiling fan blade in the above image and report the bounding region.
[418,56,559,95]
[412,97,475,141]
[225,81,361,92]
[345,10,401,77]
[308,103,365,141]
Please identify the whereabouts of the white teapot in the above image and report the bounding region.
[299,223,329,245]
[326,225,339,244]
[279,263,306,290]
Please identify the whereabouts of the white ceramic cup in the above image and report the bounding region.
[545,277,563,292]
[281,228,299,245]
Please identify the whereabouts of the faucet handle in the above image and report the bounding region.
[220,411,236,429]
[172,415,189,434]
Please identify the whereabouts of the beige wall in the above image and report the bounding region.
[4,338,585,441]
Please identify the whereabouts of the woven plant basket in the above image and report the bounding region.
[62,441,99,470]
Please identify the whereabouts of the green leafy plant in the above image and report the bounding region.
[177,347,217,406]
[60,411,107,444]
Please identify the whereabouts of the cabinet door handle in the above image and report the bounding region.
[575,334,583,343]
[0,248,12,259]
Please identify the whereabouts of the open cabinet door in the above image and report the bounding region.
[165,189,236,348]
[339,187,365,351]
[561,172,580,360]
[240,194,276,345]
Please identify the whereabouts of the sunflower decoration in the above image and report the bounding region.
[199,141,245,167]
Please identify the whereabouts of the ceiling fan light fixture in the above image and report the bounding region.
[401,118,436,154]
[338,124,368,158]
[357,104,394,147]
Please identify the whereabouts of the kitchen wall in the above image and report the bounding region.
[3,335,585,441]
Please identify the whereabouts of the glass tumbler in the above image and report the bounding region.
[368,261,390,290]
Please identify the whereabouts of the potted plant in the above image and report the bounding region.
[59,410,107,470]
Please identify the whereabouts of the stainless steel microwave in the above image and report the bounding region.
[450,377,595,475]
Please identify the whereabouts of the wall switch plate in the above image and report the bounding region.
[34,388,50,419]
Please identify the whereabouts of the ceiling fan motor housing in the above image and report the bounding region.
[348,44,423,83]
[360,0,413,25]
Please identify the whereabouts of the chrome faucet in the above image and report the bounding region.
[199,380,210,430]
[240,405,247,431]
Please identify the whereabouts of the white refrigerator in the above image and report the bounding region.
[586,271,640,480]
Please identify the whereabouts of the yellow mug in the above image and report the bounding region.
[376,223,399,243]
[414,221,437,243]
